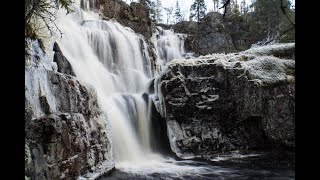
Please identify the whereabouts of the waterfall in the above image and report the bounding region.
[151,26,194,73]
[56,0,157,164]
[55,0,210,176]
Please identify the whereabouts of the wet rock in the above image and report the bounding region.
[25,38,114,180]
[25,113,113,180]
[156,44,295,159]
[53,42,76,76]
[98,0,152,38]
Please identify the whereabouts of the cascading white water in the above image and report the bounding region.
[54,0,215,176]
[55,0,156,164]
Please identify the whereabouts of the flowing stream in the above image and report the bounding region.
[55,0,203,174]
[55,1,294,179]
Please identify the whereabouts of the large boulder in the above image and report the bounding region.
[98,0,153,38]
[25,38,114,180]
[156,43,295,159]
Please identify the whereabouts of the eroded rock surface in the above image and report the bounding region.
[53,42,76,76]
[156,43,295,159]
[98,0,153,39]
[25,38,114,180]
[171,12,234,55]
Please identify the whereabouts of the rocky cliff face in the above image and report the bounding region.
[156,43,295,159]
[25,38,114,180]
[98,0,153,39]
[96,0,157,76]
[171,12,235,55]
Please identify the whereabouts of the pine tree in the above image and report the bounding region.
[252,0,280,41]
[164,7,173,25]
[245,0,294,44]
[25,0,74,37]
[155,0,163,23]
[174,0,183,23]
[189,0,207,22]
[144,0,156,22]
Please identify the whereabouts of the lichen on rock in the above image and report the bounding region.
[156,43,295,159]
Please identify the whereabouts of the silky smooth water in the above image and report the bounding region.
[55,0,191,170]
[55,1,294,179]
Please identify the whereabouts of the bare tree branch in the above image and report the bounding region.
[280,0,295,27]
[25,0,74,38]
[219,0,231,18]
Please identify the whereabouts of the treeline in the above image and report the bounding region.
[140,0,295,44]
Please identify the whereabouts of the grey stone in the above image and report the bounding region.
[156,44,295,159]
[53,42,76,76]
[98,0,153,39]
[25,38,114,180]
[170,12,235,55]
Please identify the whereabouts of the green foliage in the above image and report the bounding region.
[25,0,74,38]
[148,0,163,23]
[164,7,173,24]
[57,0,74,14]
[189,0,207,22]
[246,0,295,43]
[174,0,183,23]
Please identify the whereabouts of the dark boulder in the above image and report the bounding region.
[98,0,153,38]
[53,42,76,76]
[25,38,114,180]
[156,44,295,159]
[171,12,234,55]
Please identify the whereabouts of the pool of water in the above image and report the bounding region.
[99,151,295,180]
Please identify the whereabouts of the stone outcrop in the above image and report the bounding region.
[171,12,235,55]
[96,0,158,76]
[98,0,153,38]
[156,43,295,159]
[53,42,76,76]
[25,38,114,180]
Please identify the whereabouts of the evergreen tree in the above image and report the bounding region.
[245,0,294,44]
[174,0,183,23]
[189,0,207,22]
[25,0,74,37]
[225,0,245,50]
[164,7,173,24]
[231,1,240,15]
[240,0,248,14]
[155,0,163,23]
[146,0,163,23]
[148,1,157,22]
